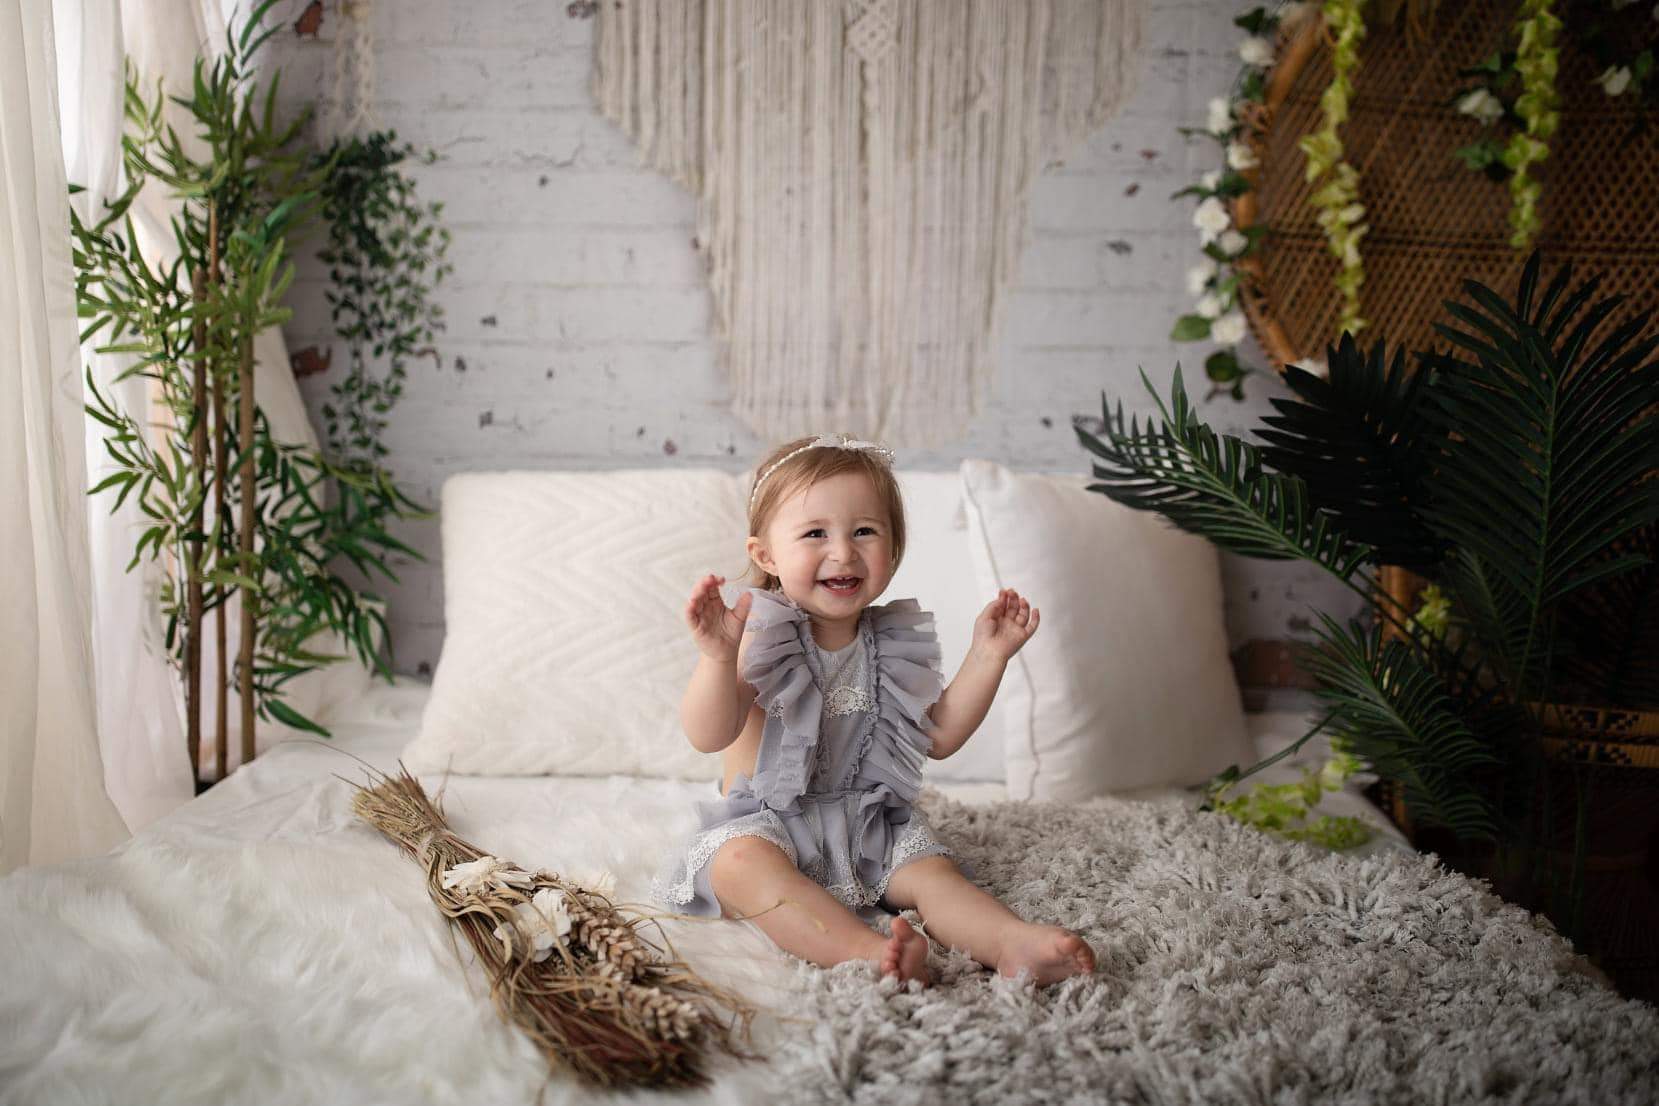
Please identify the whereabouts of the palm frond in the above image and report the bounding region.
[1420,254,1659,700]
[1254,332,1449,570]
[1076,365,1375,583]
[1552,521,1659,708]
[1303,614,1500,842]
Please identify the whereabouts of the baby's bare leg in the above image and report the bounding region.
[707,836,887,969]
[884,855,1096,986]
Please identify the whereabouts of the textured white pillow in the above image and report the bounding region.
[886,472,1004,782]
[959,459,1253,801]
[401,470,750,779]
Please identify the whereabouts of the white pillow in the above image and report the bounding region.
[885,472,1004,782]
[401,470,749,779]
[958,459,1253,801]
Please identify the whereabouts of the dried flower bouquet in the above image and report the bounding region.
[349,767,760,1089]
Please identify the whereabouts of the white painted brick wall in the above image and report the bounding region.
[266,0,1363,678]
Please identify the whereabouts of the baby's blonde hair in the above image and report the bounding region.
[744,436,907,592]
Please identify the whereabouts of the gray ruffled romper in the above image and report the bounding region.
[651,587,971,924]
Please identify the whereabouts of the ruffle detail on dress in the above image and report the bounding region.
[739,588,821,808]
[856,599,945,805]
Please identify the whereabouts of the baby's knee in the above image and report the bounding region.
[707,834,792,895]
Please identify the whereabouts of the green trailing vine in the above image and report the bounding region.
[1507,0,1562,249]
[1207,744,1375,850]
[1298,0,1369,339]
[312,130,452,468]
[1171,3,1309,401]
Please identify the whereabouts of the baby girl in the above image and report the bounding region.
[650,434,1095,988]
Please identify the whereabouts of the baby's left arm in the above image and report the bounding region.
[926,588,1039,759]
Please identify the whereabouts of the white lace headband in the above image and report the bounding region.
[748,434,896,509]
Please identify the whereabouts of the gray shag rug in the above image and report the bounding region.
[774,790,1659,1105]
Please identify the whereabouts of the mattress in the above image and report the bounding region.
[0,681,1411,1105]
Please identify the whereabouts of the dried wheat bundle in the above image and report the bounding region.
[348,766,761,1090]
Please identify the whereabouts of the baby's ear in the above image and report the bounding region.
[745,534,773,573]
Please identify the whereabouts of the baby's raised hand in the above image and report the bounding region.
[685,574,752,662]
[971,588,1040,662]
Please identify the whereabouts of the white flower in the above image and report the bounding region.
[1456,88,1503,125]
[1212,310,1248,345]
[492,887,573,963]
[1226,141,1259,171]
[1192,196,1231,243]
[1238,36,1275,68]
[1196,292,1225,319]
[1598,66,1633,97]
[443,855,537,896]
[570,866,618,899]
[1185,257,1219,295]
[1207,96,1233,135]
[1200,169,1223,191]
[1218,228,1249,257]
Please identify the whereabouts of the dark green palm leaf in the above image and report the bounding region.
[1420,254,1659,700]
[1076,365,1375,582]
[1254,332,1449,570]
[1552,522,1659,708]
[1303,614,1500,841]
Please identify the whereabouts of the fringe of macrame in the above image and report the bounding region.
[593,0,1141,448]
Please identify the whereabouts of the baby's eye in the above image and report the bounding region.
[802,528,826,539]
[856,526,878,536]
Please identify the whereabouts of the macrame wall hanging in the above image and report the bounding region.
[593,0,1142,447]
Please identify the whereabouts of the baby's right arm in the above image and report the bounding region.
[680,574,758,753]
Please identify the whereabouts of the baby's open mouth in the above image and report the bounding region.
[818,576,862,594]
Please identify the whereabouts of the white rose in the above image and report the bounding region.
[1200,169,1223,191]
[1192,196,1231,243]
[1227,141,1259,170]
[1196,292,1225,320]
[1186,258,1219,296]
[1207,96,1233,135]
[1211,311,1248,345]
[1238,36,1275,68]
[1598,66,1633,97]
[1456,88,1503,125]
[1218,228,1249,257]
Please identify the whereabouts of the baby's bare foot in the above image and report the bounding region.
[879,916,931,987]
[996,923,1095,987]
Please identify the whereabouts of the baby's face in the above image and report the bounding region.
[750,470,895,619]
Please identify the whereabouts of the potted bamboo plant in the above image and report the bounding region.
[1077,254,1659,997]
[73,3,428,785]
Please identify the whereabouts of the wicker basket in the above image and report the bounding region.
[1236,4,1659,368]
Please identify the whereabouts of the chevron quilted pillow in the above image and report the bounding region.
[401,469,751,778]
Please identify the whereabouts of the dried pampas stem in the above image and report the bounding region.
[348,765,762,1089]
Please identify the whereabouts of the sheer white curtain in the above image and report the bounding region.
[2,0,131,874]
[2,0,363,869]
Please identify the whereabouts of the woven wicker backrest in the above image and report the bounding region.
[1239,4,1659,368]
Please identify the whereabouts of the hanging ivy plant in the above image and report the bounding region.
[1450,1,1564,250]
[312,130,453,468]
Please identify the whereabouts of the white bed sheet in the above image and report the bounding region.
[1,681,1410,1106]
